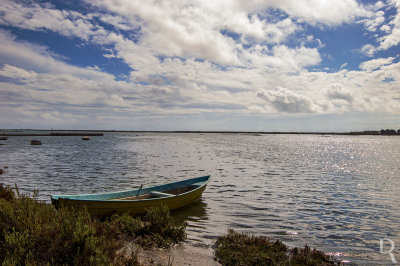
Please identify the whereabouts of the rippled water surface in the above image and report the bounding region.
[1,132,399,264]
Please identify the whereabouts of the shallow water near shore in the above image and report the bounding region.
[1,132,399,264]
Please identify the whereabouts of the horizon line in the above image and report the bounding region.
[0,128,391,136]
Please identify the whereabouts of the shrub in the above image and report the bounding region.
[215,229,341,266]
[0,184,186,265]
[290,245,337,265]
[0,185,114,265]
[107,204,186,248]
[214,229,287,265]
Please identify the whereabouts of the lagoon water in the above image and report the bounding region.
[1,132,399,264]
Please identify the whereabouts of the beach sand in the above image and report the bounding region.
[120,242,221,265]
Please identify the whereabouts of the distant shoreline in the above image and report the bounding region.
[0,129,394,136]
[0,132,104,136]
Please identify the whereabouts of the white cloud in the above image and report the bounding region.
[0,1,105,41]
[375,1,386,9]
[339,63,348,69]
[0,64,37,80]
[380,24,391,33]
[98,14,132,31]
[86,0,243,65]
[360,10,385,32]
[326,84,354,103]
[257,87,319,113]
[0,30,140,121]
[0,0,373,72]
[84,0,371,68]
[377,0,400,50]
[354,1,400,55]
[360,44,377,57]
[379,26,400,50]
[272,45,322,70]
[305,35,325,48]
[86,65,101,71]
[360,0,400,52]
[267,0,371,26]
[359,57,395,71]
[0,30,112,80]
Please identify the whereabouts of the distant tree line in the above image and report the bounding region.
[380,129,400,135]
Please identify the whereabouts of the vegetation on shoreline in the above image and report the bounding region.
[214,229,342,265]
[1,183,344,265]
[0,184,185,265]
[380,129,400,135]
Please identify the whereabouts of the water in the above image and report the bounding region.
[1,132,399,264]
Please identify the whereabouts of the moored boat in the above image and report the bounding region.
[51,175,210,216]
[0,136,8,140]
[30,139,42,145]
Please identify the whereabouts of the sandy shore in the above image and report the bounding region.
[120,242,221,265]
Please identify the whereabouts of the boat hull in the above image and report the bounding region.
[51,175,210,216]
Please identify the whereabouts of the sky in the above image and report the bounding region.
[0,0,399,132]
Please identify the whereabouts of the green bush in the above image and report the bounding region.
[215,229,341,266]
[0,184,186,265]
[0,185,114,265]
[107,204,186,248]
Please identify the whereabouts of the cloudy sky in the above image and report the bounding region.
[0,0,399,131]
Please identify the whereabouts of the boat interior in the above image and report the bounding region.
[112,184,200,200]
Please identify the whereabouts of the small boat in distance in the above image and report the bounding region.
[51,175,211,216]
[30,139,42,145]
[82,136,90,140]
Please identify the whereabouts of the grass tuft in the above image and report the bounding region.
[215,229,342,265]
